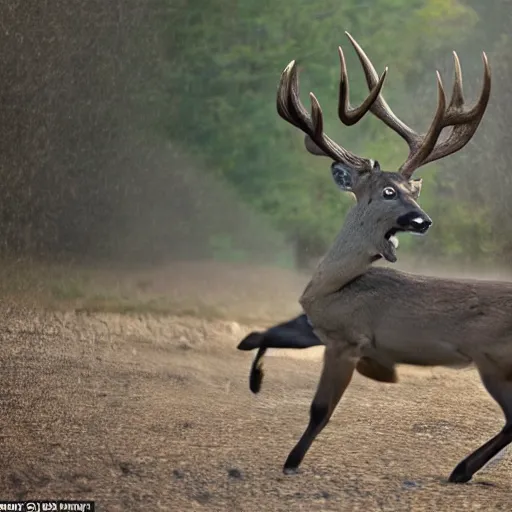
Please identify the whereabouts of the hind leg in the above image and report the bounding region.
[239,315,397,392]
[237,315,322,352]
[356,357,398,383]
[238,315,323,393]
[248,346,267,393]
[449,370,512,483]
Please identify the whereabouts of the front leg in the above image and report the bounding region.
[283,343,356,473]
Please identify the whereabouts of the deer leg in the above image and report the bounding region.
[356,357,398,383]
[283,346,356,474]
[449,371,512,483]
[237,315,321,351]
[240,315,396,392]
[238,315,323,394]
[248,346,267,393]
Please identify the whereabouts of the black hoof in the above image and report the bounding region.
[283,465,300,475]
[448,463,473,484]
[283,450,303,475]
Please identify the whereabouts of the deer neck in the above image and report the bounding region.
[299,204,376,309]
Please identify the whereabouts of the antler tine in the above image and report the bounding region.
[399,73,448,178]
[310,92,324,138]
[345,32,491,178]
[345,31,421,151]
[307,92,355,161]
[419,52,491,168]
[338,45,388,126]
[276,61,310,131]
[276,59,380,171]
[449,51,464,109]
[445,52,491,124]
[277,61,331,157]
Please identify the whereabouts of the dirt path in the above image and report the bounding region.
[0,306,511,511]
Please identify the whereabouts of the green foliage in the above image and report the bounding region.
[2,0,511,268]
[161,0,483,262]
[209,234,248,263]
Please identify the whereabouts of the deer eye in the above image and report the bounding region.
[382,186,397,200]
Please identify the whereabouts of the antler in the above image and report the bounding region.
[344,32,491,179]
[276,51,388,172]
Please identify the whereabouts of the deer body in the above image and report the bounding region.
[308,267,512,371]
[240,33,504,483]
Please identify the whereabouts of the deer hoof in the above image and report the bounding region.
[448,462,473,483]
[283,466,301,476]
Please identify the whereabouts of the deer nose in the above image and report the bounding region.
[397,211,432,234]
[411,215,432,233]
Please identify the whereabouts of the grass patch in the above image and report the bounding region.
[0,257,302,324]
[50,279,88,301]
[72,294,228,320]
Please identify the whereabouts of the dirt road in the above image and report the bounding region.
[1,305,511,511]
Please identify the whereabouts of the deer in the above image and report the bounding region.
[237,36,491,391]
[237,33,503,484]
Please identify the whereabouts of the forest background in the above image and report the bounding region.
[1,1,511,311]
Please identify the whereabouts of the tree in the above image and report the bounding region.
[161,0,478,266]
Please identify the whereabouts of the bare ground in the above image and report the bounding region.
[1,261,512,511]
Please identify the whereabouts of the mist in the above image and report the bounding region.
[1,0,511,317]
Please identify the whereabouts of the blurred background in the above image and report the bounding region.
[0,0,511,320]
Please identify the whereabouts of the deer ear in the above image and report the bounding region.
[331,162,357,191]
[410,178,423,198]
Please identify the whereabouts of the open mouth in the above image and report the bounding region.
[385,228,402,249]
[385,223,429,243]
[381,223,429,263]
[377,211,432,264]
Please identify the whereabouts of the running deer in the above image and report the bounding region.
[238,33,501,484]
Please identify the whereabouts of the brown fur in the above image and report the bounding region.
[285,174,512,483]
[356,357,398,383]
[272,33,497,483]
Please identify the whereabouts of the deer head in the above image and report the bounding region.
[277,32,491,263]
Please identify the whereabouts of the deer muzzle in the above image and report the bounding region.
[396,211,432,235]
